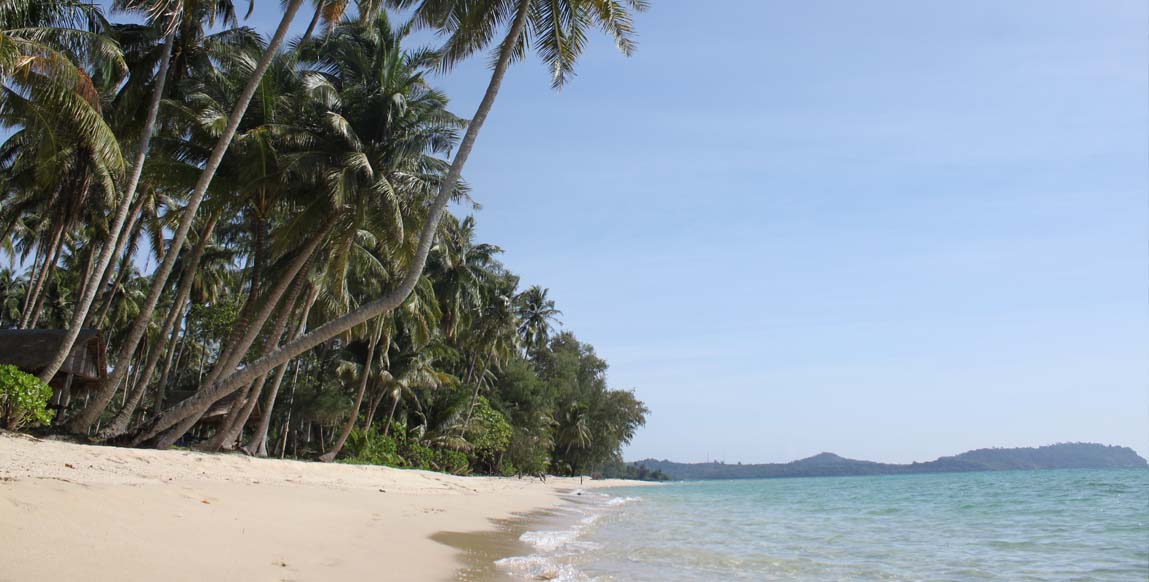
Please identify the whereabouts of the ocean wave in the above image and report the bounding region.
[579,513,601,525]
[497,490,642,580]
[520,529,583,552]
[494,555,585,581]
[605,495,642,506]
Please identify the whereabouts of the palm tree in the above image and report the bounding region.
[67,0,308,434]
[130,13,464,446]
[318,317,383,461]
[36,0,188,383]
[39,0,263,382]
[428,215,501,341]
[515,285,561,355]
[147,0,647,448]
[376,338,453,437]
[0,0,126,331]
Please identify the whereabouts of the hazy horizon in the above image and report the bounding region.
[243,1,1148,464]
[623,441,1148,467]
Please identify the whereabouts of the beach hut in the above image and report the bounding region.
[0,329,108,410]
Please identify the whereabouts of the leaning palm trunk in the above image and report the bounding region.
[20,221,64,328]
[193,217,329,401]
[362,389,384,432]
[318,332,378,462]
[243,283,320,456]
[382,390,400,436]
[130,0,534,447]
[138,221,332,448]
[93,195,146,326]
[151,315,183,411]
[201,265,311,452]
[24,236,63,329]
[40,31,177,384]
[200,377,263,451]
[66,0,307,435]
[96,215,219,439]
[300,0,324,43]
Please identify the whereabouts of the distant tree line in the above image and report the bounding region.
[634,443,1147,481]
[598,461,671,482]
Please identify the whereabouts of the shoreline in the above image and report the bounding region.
[0,433,645,581]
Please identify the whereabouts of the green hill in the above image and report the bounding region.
[632,443,1147,481]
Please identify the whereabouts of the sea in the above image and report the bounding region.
[491,469,1148,581]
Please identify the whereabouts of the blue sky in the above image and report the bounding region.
[256,1,1148,463]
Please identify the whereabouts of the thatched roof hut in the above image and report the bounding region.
[0,329,107,389]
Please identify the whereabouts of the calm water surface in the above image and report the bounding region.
[494,469,1148,581]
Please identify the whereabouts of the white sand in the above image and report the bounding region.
[0,432,638,581]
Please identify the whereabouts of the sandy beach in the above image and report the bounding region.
[0,432,636,581]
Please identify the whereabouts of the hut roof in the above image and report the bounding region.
[0,329,107,383]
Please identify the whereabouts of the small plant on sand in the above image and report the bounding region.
[0,365,54,430]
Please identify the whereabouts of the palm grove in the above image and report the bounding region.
[0,0,650,477]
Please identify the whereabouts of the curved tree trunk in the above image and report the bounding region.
[382,390,400,436]
[318,333,377,462]
[244,283,320,456]
[132,0,534,447]
[143,223,330,448]
[202,264,310,452]
[15,242,46,321]
[66,0,307,435]
[40,31,177,384]
[93,197,146,326]
[362,390,384,432]
[24,231,65,329]
[154,304,189,411]
[300,0,324,43]
[20,222,64,329]
[96,215,219,439]
[192,214,269,396]
[199,377,262,451]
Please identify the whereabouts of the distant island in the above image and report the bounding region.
[627,443,1147,481]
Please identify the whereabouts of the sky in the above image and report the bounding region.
[253,1,1148,464]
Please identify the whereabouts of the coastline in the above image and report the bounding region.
[0,432,644,581]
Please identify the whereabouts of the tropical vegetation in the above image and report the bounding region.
[0,0,650,477]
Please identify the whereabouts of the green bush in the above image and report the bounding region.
[466,397,512,464]
[340,425,472,475]
[0,365,54,430]
[342,427,405,466]
[430,448,470,475]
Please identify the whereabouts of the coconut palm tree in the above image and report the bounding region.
[317,317,382,461]
[139,0,648,448]
[66,0,310,434]
[130,13,464,446]
[515,285,561,356]
[66,0,309,434]
[428,215,501,341]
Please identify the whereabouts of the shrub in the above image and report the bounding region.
[466,397,512,463]
[0,365,54,430]
[342,427,404,466]
[430,448,470,475]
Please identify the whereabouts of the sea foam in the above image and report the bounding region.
[494,490,641,580]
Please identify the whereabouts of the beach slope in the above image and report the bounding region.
[0,433,629,581]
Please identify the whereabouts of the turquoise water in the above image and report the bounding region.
[496,469,1149,581]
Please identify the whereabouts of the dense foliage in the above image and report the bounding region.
[0,364,54,429]
[0,0,651,476]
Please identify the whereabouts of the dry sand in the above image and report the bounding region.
[0,432,638,581]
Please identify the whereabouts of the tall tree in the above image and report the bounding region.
[67,0,307,434]
[515,285,561,355]
[131,0,647,447]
